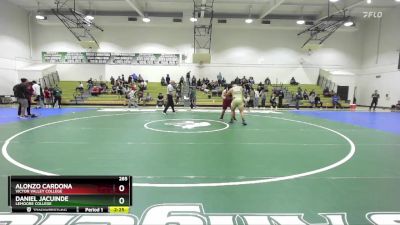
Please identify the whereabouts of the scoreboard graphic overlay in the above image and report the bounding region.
[8,176,132,213]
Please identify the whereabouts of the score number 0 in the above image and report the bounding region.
[118,176,129,205]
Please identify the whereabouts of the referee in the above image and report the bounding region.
[163,80,176,114]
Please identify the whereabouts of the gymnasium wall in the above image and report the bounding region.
[31,20,363,85]
[0,0,31,95]
[356,7,400,107]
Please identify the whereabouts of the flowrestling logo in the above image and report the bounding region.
[165,121,211,129]
[0,204,399,225]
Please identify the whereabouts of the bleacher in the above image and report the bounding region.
[57,81,349,108]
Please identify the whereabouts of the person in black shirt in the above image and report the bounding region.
[278,90,284,108]
[315,94,323,108]
[369,90,380,111]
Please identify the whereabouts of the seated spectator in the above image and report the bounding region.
[290,77,299,85]
[91,86,101,96]
[143,92,152,106]
[309,93,315,108]
[157,93,164,108]
[332,93,342,109]
[310,89,315,96]
[221,77,226,85]
[192,76,196,86]
[315,94,323,108]
[161,76,166,86]
[87,78,94,90]
[295,91,302,110]
[76,82,84,92]
[391,100,400,112]
[323,87,330,97]
[303,90,309,100]
[128,75,132,84]
[197,79,202,88]
[138,74,143,83]
[297,86,303,94]
[249,77,255,85]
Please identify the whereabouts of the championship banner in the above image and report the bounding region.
[41,52,180,65]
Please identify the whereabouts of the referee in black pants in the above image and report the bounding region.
[369,90,380,111]
[163,80,176,114]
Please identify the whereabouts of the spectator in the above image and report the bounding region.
[217,72,222,86]
[254,88,260,108]
[161,77,166,86]
[295,91,302,110]
[332,93,342,109]
[76,82,84,92]
[260,89,267,108]
[13,78,29,118]
[310,89,315,96]
[290,77,299,85]
[32,81,44,109]
[156,93,164,108]
[138,74,143,83]
[52,85,63,108]
[25,82,34,117]
[391,100,400,112]
[278,90,284,108]
[265,77,271,86]
[121,74,125,82]
[44,87,52,108]
[189,86,196,109]
[315,94,323,108]
[110,76,115,86]
[186,71,191,83]
[369,90,380,111]
[128,75,132,84]
[166,74,170,85]
[303,89,309,100]
[87,78,94,90]
[191,76,196,86]
[127,88,138,108]
[143,92,152,106]
[132,73,138,82]
[270,93,277,110]
[309,93,315,108]
[323,87,330,97]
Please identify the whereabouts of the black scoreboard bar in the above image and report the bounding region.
[8,176,132,213]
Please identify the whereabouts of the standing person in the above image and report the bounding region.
[44,87,52,108]
[254,88,260,108]
[23,82,34,117]
[260,89,267,108]
[270,93,277,110]
[166,74,171,85]
[295,91,302,110]
[52,85,63,108]
[163,81,176,114]
[227,84,247,125]
[278,90,284,108]
[189,86,196,109]
[369,90,380,111]
[13,78,29,118]
[127,88,138,108]
[219,84,232,120]
[32,81,44,109]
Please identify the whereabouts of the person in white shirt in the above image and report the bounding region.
[163,81,176,114]
[32,81,44,109]
[254,89,260,108]
[127,88,138,108]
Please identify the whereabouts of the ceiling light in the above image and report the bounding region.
[330,0,340,2]
[344,21,354,27]
[35,14,45,20]
[366,0,372,4]
[395,0,400,2]
[245,18,253,24]
[85,15,94,21]
[190,17,197,22]
[142,17,151,23]
[296,20,305,25]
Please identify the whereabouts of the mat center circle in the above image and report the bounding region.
[144,119,229,133]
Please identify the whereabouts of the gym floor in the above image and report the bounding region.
[0,106,399,224]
